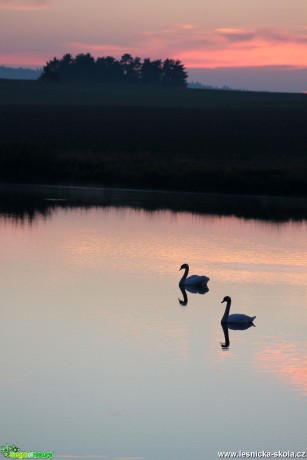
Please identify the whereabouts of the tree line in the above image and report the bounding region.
[40,53,188,87]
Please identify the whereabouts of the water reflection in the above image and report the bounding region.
[1,184,307,223]
[220,322,230,349]
[256,343,307,395]
[178,284,209,306]
[178,285,188,306]
[220,321,255,349]
[1,192,307,458]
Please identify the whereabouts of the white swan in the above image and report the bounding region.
[221,296,256,324]
[179,263,209,287]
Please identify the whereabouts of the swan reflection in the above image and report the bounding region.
[220,321,255,349]
[178,284,209,306]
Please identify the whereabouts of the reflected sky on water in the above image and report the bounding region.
[0,189,306,459]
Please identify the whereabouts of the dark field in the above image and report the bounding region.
[1,79,307,196]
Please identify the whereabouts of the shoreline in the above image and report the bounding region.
[1,182,307,221]
[2,181,307,202]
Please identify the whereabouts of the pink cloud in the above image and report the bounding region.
[2,24,307,69]
[138,25,307,67]
[45,24,307,68]
[214,28,256,43]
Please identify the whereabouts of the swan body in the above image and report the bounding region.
[179,263,209,287]
[221,296,256,325]
[227,321,255,330]
[185,285,209,294]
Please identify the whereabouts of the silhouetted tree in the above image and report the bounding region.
[41,57,61,81]
[96,56,123,84]
[71,53,95,83]
[140,58,163,86]
[120,54,142,85]
[58,53,73,81]
[162,59,188,87]
[40,53,188,87]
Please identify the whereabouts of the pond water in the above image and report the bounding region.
[0,188,307,460]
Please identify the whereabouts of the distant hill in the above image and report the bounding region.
[0,66,42,80]
[188,81,242,91]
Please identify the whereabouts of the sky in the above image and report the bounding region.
[1,0,307,91]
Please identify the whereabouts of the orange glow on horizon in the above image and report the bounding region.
[179,43,307,68]
[2,51,307,71]
[0,52,48,67]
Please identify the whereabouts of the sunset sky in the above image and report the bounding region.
[1,0,307,91]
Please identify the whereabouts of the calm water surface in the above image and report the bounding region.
[0,200,307,459]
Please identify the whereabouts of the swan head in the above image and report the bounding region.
[179,263,189,271]
[221,296,231,304]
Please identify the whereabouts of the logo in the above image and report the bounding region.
[1,446,54,459]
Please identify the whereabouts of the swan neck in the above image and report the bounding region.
[221,299,231,322]
[179,266,189,285]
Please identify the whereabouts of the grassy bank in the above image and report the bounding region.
[1,79,307,196]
